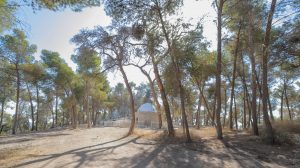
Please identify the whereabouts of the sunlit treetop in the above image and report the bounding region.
[28,0,100,11]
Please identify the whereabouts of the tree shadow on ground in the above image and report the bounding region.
[12,131,297,168]
[13,135,130,167]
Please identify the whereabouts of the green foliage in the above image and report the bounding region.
[30,0,100,11]
[0,0,17,33]
[1,29,37,64]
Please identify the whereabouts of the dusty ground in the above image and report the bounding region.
[0,127,299,168]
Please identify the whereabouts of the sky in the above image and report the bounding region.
[16,0,217,87]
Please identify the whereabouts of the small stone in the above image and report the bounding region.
[277,155,287,160]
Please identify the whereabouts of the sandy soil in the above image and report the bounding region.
[0,127,299,168]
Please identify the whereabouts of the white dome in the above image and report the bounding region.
[137,103,156,113]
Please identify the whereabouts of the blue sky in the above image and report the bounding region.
[16,0,217,87]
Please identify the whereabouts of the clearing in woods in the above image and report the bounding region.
[0,127,299,168]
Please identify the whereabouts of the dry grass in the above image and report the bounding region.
[259,120,300,145]
[272,120,300,134]
[0,148,42,167]
[133,127,239,143]
[133,129,165,141]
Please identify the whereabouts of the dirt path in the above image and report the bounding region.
[0,127,298,168]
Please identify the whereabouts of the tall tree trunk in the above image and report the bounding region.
[229,24,241,129]
[239,54,252,129]
[12,64,20,135]
[258,97,261,124]
[49,103,55,128]
[234,95,238,130]
[255,71,262,125]
[248,8,259,135]
[267,88,274,120]
[262,0,276,144]
[118,63,135,136]
[256,71,274,121]
[284,83,292,120]
[280,88,284,121]
[155,1,190,141]
[62,109,65,127]
[0,101,5,134]
[177,76,191,142]
[86,81,91,128]
[35,85,40,131]
[55,90,58,126]
[26,83,35,131]
[148,34,174,136]
[215,0,225,139]
[153,60,175,134]
[92,99,96,126]
[243,89,247,129]
[223,84,227,128]
[196,91,202,129]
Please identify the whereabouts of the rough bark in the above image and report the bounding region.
[262,0,276,144]
[151,56,174,136]
[215,0,225,139]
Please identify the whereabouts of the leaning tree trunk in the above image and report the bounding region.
[156,2,191,142]
[239,54,252,129]
[229,24,241,129]
[177,70,192,142]
[256,71,274,121]
[118,63,135,136]
[262,0,276,144]
[199,82,214,125]
[149,38,174,137]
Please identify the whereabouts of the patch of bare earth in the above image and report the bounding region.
[0,127,299,168]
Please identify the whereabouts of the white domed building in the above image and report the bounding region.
[136,103,159,128]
